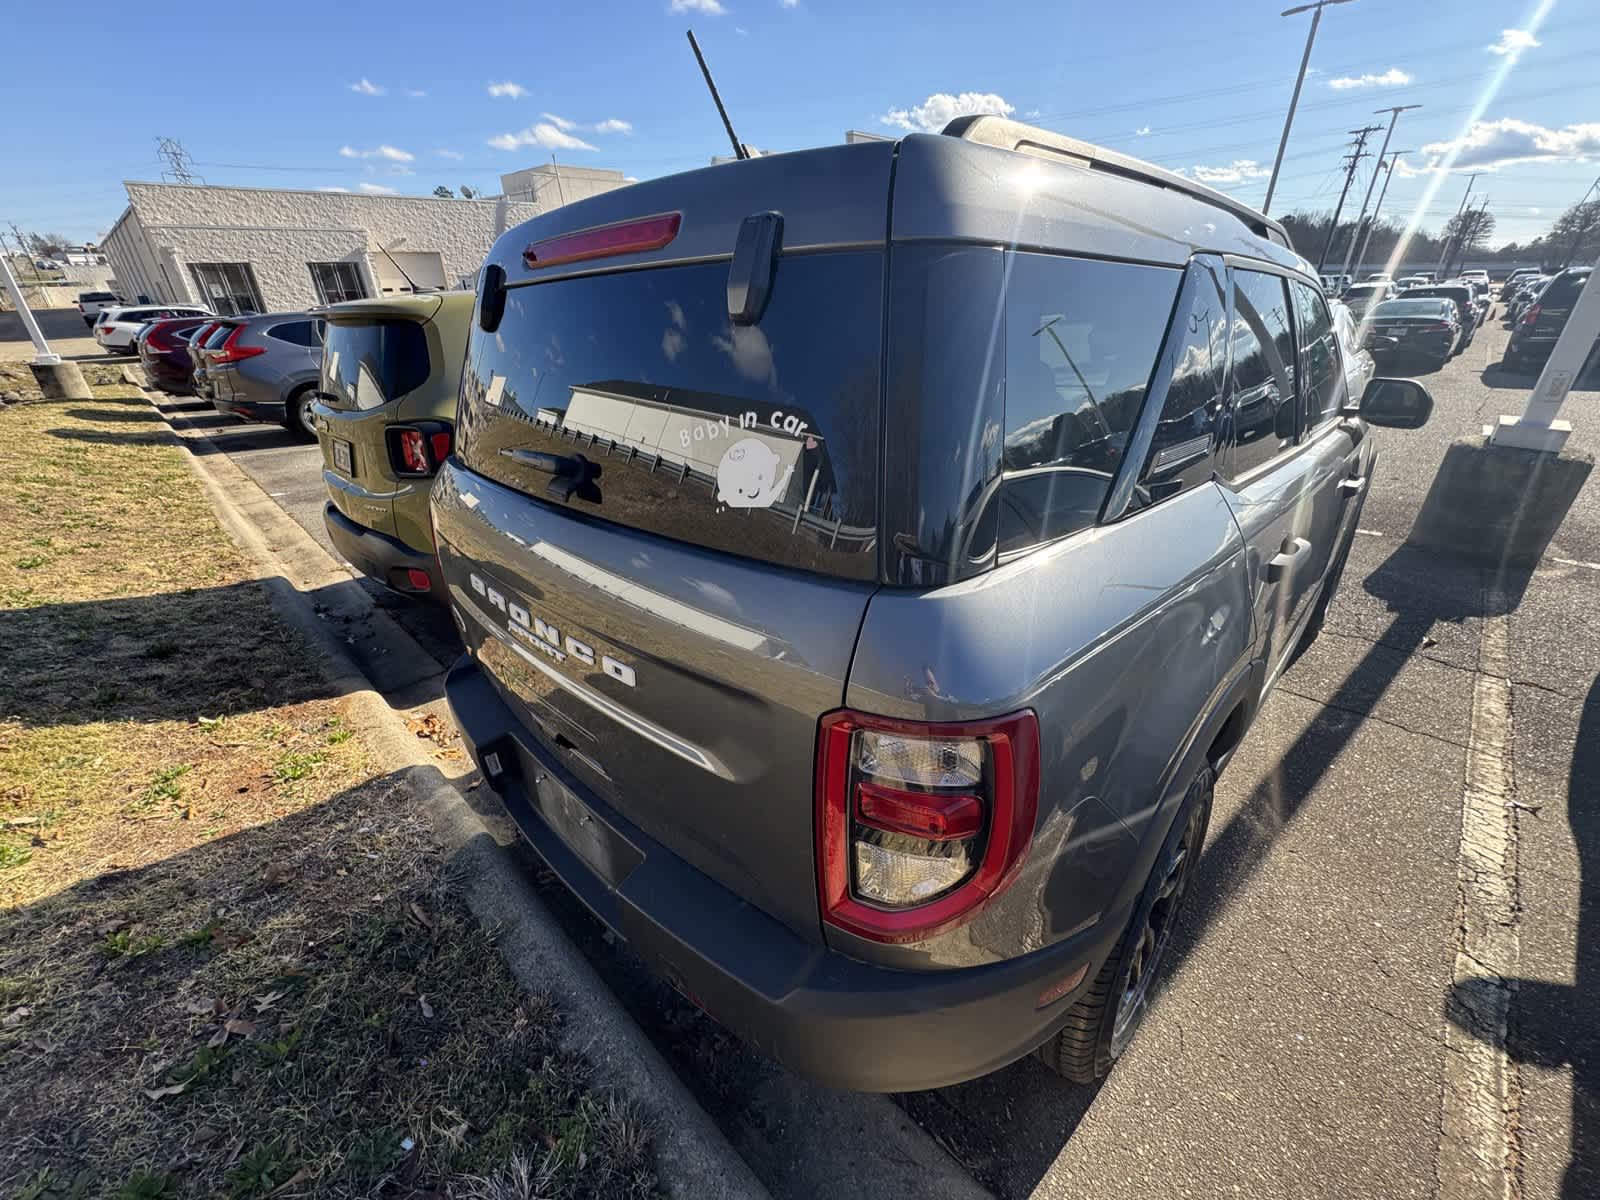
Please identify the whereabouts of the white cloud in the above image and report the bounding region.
[1327,67,1412,90]
[670,0,726,12]
[735,25,749,34]
[339,144,415,162]
[594,118,633,135]
[358,182,399,195]
[882,91,1015,133]
[1488,28,1540,57]
[349,78,384,96]
[1188,159,1271,184]
[405,88,427,98]
[488,81,528,98]
[435,148,464,160]
[1417,118,1600,172]
[317,186,351,193]
[541,112,577,131]
[1024,109,1042,119]
[780,0,799,7]
[1530,207,1542,215]
[487,123,598,152]
[1135,125,1152,136]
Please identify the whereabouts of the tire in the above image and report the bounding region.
[1033,766,1214,1083]
[283,386,318,442]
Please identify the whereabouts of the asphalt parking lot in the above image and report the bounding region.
[78,315,1600,1197]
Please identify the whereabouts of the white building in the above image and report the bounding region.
[101,165,629,314]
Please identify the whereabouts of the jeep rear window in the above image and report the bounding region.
[322,319,429,410]
[456,252,883,582]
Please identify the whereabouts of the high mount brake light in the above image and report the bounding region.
[523,213,682,270]
[815,708,1039,945]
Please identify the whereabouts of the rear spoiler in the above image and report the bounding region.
[942,115,1293,250]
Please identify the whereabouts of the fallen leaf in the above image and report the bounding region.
[144,1083,187,1100]
[185,996,223,1015]
[253,990,285,1013]
[208,1025,230,1048]
[189,1126,220,1146]
[225,1017,257,1037]
[3,1007,31,1028]
[96,918,130,935]
[397,978,417,997]
[268,1167,311,1196]
[262,862,296,886]
[418,995,435,1019]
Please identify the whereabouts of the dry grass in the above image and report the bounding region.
[0,376,657,1198]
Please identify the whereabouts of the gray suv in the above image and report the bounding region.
[205,312,324,440]
[432,117,1433,1091]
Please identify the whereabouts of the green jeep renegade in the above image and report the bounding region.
[311,291,473,601]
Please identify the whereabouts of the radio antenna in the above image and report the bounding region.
[686,29,748,160]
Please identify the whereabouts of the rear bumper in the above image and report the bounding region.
[213,396,286,423]
[323,502,439,600]
[443,651,1117,1092]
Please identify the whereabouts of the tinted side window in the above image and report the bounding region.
[1544,272,1586,306]
[997,252,1180,556]
[1225,270,1298,479]
[1139,258,1228,500]
[268,320,319,347]
[1291,280,1343,431]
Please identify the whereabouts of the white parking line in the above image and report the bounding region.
[1435,595,1522,1200]
[1551,556,1600,571]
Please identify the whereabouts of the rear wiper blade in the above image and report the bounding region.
[500,448,602,503]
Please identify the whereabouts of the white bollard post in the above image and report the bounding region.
[1489,256,1600,452]
[0,254,62,366]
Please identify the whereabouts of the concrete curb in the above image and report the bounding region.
[135,377,772,1200]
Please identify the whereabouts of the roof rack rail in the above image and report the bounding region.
[941,115,1291,248]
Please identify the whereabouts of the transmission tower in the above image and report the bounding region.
[156,137,204,185]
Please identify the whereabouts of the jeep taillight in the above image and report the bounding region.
[815,708,1039,944]
[386,422,452,478]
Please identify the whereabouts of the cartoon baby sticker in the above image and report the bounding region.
[715,437,794,509]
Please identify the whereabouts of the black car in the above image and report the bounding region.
[1506,267,1593,369]
[1398,285,1479,349]
[1363,297,1461,365]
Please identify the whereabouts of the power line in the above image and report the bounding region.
[1317,125,1383,270]
[156,137,203,185]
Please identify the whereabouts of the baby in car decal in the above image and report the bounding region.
[716,437,795,509]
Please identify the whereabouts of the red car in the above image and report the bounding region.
[136,316,215,396]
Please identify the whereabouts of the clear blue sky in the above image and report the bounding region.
[2,0,1594,250]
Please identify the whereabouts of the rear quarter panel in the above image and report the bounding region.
[843,482,1252,967]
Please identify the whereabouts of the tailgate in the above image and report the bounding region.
[435,142,893,940]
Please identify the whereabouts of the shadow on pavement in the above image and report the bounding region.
[1448,674,1600,1200]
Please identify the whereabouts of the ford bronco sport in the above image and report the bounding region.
[431,117,1433,1091]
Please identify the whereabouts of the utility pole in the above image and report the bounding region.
[1265,0,1357,215]
[1436,173,1479,275]
[1317,125,1383,271]
[1339,104,1420,279]
[1352,150,1407,279]
[1560,173,1600,268]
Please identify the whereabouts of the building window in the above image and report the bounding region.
[189,262,265,316]
[309,261,368,306]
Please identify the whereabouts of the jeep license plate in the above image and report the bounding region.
[332,438,353,474]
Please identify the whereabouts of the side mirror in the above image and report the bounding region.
[1349,377,1433,429]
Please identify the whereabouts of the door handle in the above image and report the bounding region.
[1266,537,1311,582]
[1338,475,1366,495]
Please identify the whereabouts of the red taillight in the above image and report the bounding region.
[815,708,1039,945]
[395,429,428,473]
[98,325,113,335]
[1521,304,1541,326]
[211,326,265,363]
[386,422,452,477]
[405,568,432,591]
[523,212,681,270]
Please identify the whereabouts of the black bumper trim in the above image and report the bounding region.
[443,652,1118,1092]
[323,503,439,600]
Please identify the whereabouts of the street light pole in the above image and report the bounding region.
[1339,104,1420,279]
[1264,0,1357,216]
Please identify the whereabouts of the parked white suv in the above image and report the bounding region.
[94,304,212,353]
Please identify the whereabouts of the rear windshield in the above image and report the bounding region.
[321,319,429,410]
[1372,300,1451,318]
[1543,272,1590,305]
[457,252,883,581]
